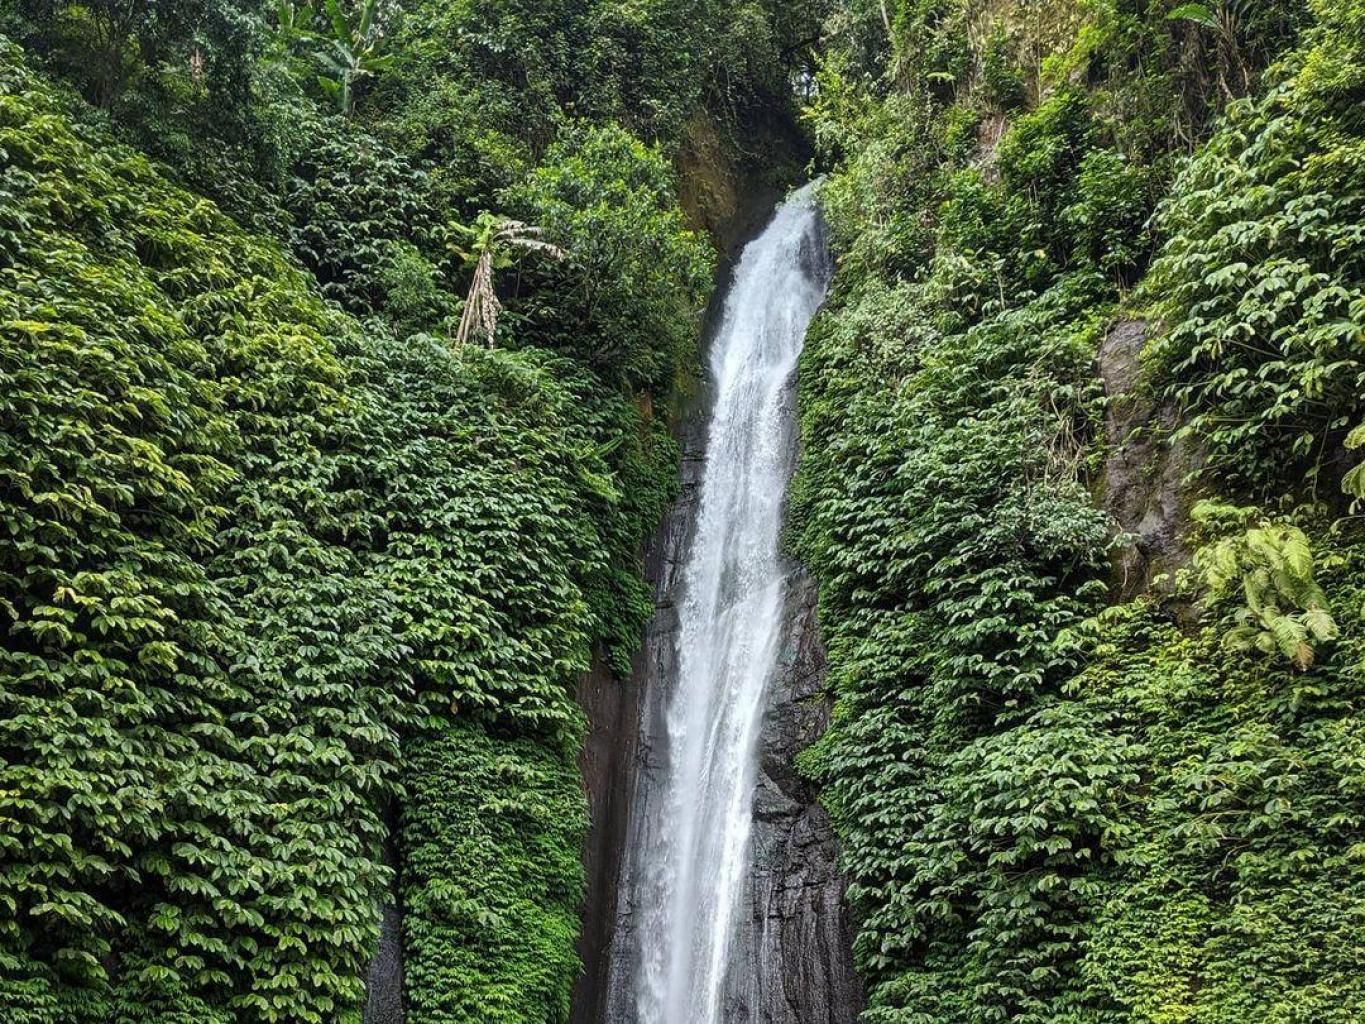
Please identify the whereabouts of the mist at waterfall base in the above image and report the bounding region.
[604,184,832,1024]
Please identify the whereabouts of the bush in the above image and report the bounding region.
[798,5,1365,1022]
[0,45,689,1022]
[1063,148,1158,288]
[1145,7,1365,496]
[284,115,445,320]
[401,724,585,1024]
[0,46,392,1021]
[509,123,714,392]
[792,272,1115,1020]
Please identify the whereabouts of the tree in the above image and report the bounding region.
[510,124,714,390]
[448,214,565,349]
[276,0,394,114]
[13,0,264,108]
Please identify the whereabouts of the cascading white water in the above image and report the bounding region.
[612,182,830,1024]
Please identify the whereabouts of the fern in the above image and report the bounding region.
[1192,502,1338,670]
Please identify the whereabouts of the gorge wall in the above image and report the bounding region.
[572,182,859,1024]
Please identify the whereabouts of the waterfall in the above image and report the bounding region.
[605,182,831,1024]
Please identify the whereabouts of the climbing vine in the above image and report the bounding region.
[796,2,1365,1021]
[0,32,706,1021]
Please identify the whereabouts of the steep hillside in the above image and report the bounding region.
[0,1,825,1019]
[0,44,708,1022]
[793,1,1365,1021]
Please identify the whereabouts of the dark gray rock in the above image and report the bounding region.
[574,196,859,1024]
[573,390,708,1024]
[1097,320,1197,597]
[363,901,405,1024]
[575,655,642,1024]
[725,569,862,1024]
[582,458,860,1024]
[363,821,406,1024]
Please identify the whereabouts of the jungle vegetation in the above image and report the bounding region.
[0,0,821,1020]
[792,2,1365,1022]
[2,0,1364,1023]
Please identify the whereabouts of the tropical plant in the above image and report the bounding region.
[1167,1,1253,98]
[0,41,692,1022]
[788,6,1365,1022]
[1192,503,1338,670]
[1145,2,1365,495]
[1344,425,1365,503]
[448,214,566,349]
[10,0,264,108]
[277,0,393,113]
[284,115,442,317]
[510,124,714,390]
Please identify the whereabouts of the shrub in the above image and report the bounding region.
[1145,3,1365,496]
[509,123,714,392]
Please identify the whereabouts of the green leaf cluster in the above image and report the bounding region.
[400,723,585,1024]
[0,46,392,1020]
[368,0,823,212]
[795,2,1365,1021]
[1191,502,1339,670]
[792,270,1118,1020]
[282,114,449,324]
[1145,0,1365,496]
[1061,573,1365,1024]
[0,39,693,1021]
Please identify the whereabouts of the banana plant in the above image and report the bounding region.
[276,0,394,115]
[448,214,566,350]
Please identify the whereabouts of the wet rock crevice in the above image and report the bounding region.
[572,190,860,1024]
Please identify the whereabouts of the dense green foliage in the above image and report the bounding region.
[0,0,806,1011]
[1062,549,1365,1023]
[796,1,1365,1021]
[792,278,1119,1018]
[283,115,444,318]
[510,125,714,390]
[0,52,394,1020]
[401,724,585,1024]
[1145,2,1365,495]
[0,44,684,1019]
[371,0,827,208]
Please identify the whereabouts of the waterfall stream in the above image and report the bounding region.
[605,183,831,1023]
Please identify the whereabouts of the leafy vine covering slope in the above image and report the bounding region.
[0,0,827,1019]
[0,48,691,1022]
[7,0,1365,1021]
[794,1,1365,1021]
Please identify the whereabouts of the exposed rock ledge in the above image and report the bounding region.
[1096,319,1196,597]
[730,567,863,1024]
[572,194,860,1022]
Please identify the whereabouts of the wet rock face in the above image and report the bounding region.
[363,823,405,1024]
[580,496,861,1024]
[573,394,707,1024]
[729,569,862,1024]
[574,308,860,1024]
[1097,320,1196,597]
[575,658,643,1024]
[363,902,405,1024]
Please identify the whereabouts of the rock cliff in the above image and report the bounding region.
[572,192,859,1024]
